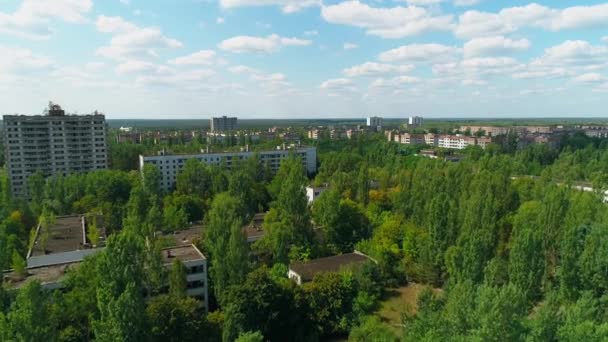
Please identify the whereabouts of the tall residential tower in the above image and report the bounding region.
[3,103,108,196]
[210,116,237,132]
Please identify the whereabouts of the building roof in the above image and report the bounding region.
[289,252,371,283]
[29,214,105,257]
[3,262,80,289]
[161,244,206,264]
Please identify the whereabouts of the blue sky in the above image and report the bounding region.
[1,0,607,119]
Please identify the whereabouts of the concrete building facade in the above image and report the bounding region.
[366,116,383,129]
[3,103,108,196]
[210,116,237,132]
[139,146,317,191]
[162,244,209,311]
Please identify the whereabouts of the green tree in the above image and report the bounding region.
[204,193,250,305]
[176,159,212,198]
[5,281,56,342]
[93,230,148,341]
[142,163,162,196]
[163,204,188,232]
[235,331,264,342]
[169,259,187,298]
[349,316,397,342]
[147,295,210,342]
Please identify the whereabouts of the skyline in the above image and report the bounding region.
[1,0,607,119]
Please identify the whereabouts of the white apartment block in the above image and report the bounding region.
[210,116,237,132]
[366,116,383,129]
[162,245,209,312]
[424,134,438,146]
[139,146,317,191]
[394,133,425,145]
[3,103,108,197]
[408,116,424,127]
[437,135,477,150]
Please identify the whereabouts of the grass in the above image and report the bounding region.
[374,283,443,335]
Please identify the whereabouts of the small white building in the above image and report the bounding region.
[306,185,329,204]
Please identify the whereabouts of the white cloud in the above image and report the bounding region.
[343,62,413,77]
[463,36,530,57]
[116,60,171,74]
[320,78,356,92]
[404,0,444,6]
[0,0,93,39]
[219,34,311,54]
[433,57,521,78]
[321,1,453,39]
[304,30,318,36]
[344,43,358,50]
[462,79,487,86]
[603,36,608,43]
[136,69,216,87]
[95,16,182,61]
[216,17,225,24]
[369,76,420,89]
[456,3,608,39]
[219,0,319,13]
[454,0,480,6]
[512,68,568,80]
[0,45,53,74]
[169,50,220,66]
[229,65,261,74]
[541,40,607,65]
[574,73,605,83]
[379,43,460,63]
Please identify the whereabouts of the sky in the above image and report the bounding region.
[1,0,608,119]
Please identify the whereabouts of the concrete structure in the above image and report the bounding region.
[306,185,329,204]
[366,116,383,130]
[139,146,317,191]
[459,126,510,137]
[308,129,320,140]
[288,252,372,285]
[408,116,424,128]
[210,116,237,132]
[437,135,477,150]
[3,103,108,196]
[395,133,425,145]
[3,214,107,290]
[424,133,438,146]
[161,244,209,311]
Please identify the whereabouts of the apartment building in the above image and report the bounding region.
[394,133,425,145]
[288,252,373,285]
[308,129,320,140]
[3,103,108,196]
[161,244,209,311]
[459,126,510,137]
[408,116,424,128]
[366,116,383,129]
[210,116,237,132]
[139,146,317,191]
[424,133,439,146]
[437,135,477,149]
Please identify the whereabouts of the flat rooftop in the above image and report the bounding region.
[30,215,84,257]
[289,252,371,283]
[29,214,105,257]
[3,263,79,289]
[161,244,206,264]
[167,226,203,246]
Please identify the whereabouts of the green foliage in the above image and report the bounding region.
[205,193,250,305]
[235,331,265,342]
[349,316,398,342]
[3,281,56,342]
[169,259,187,298]
[11,250,26,277]
[176,159,213,198]
[147,294,211,342]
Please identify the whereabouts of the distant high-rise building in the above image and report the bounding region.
[210,116,237,132]
[3,102,108,197]
[408,116,424,127]
[366,116,383,129]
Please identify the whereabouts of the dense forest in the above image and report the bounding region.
[1,131,608,341]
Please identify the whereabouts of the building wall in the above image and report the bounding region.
[3,114,108,196]
[182,258,209,312]
[140,147,317,191]
[210,116,237,132]
[366,117,383,128]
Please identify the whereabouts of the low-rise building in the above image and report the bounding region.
[306,185,329,204]
[437,135,477,150]
[4,214,106,290]
[288,252,372,285]
[308,129,320,140]
[161,244,208,311]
